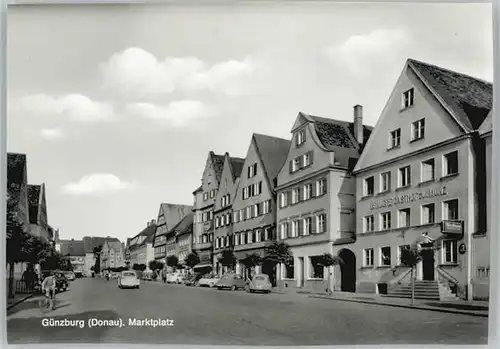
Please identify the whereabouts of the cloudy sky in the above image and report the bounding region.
[7,3,493,243]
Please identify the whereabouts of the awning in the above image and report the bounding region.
[193,263,212,269]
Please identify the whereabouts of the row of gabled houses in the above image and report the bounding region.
[142,58,493,301]
[7,152,58,278]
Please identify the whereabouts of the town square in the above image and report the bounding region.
[5,1,494,345]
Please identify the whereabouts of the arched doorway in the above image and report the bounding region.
[338,249,356,292]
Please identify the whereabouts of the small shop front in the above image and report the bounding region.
[193,251,213,275]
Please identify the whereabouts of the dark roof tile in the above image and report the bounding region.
[253,134,291,188]
[82,236,120,253]
[408,59,492,131]
[229,157,245,179]
[173,212,194,237]
[60,239,86,256]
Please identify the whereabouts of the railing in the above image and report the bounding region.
[436,267,462,298]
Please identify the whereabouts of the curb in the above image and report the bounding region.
[7,294,36,311]
[309,295,489,318]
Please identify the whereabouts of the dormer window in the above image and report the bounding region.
[402,88,415,109]
[296,130,306,146]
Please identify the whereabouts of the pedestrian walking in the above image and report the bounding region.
[21,266,35,292]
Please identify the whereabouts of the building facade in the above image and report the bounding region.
[192,152,226,273]
[83,236,121,276]
[152,203,192,264]
[128,220,157,269]
[59,239,86,276]
[173,212,194,265]
[473,111,493,299]
[232,134,290,278]
[351,59,492,300]
[27,183,52,242]
[101,240,126,270]
[275,108,372,293]
[213,153,245,275]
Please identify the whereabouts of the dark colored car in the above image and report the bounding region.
[215,273,246,291]
[184,273,203,286]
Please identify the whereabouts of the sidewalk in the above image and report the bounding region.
[6,293,35,310]
[299,290,488,317]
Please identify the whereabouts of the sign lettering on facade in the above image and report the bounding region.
[370,186,447,210]
[442,220,464,236]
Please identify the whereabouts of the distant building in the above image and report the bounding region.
[152,203,193,264]
[129,220,157,270]
[173,212,194,266]
[82,236,121,276]
[101,239,126,270]
[59,239,86,276]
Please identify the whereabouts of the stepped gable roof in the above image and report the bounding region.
[27,184,41,224]
[252,133,291,187]
[60,239,86,256]
[408,58,492,131]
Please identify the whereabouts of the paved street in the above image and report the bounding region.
[7,278,488,345]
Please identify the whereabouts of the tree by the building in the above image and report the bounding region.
[218,249,237,271]
[239,253,263,279]
[316,252,344,294]
[184,252,200,269]
[166,255,179,270]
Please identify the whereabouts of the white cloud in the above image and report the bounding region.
[326,28,412,77]
[40,128,65,140]
[15,94,115,122]
[124,100,216,127]
[100,47,257,98]
[61,173,135,196]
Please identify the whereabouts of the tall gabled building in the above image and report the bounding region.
[275,107,373,293]
[351,59,492,300]
[213,153,245,275]
[27,183,51,242]
[191,151,226,273]
[231,134,291,278]
[152,203,192,264]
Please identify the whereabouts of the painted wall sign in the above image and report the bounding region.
[200,254,211,263]
[458,243,467,255]
[441,220,464,235]
[370,186,447,210]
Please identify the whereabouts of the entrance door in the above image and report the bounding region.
[421,249,435,281]
[298,257,304,287]
[338,249,356,292]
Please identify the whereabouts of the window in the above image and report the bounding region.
[265,228,272,241]
[303,217,312,236]
[210,189,216,198]
[285,261,295,279]
[380,212,391,230]
[239,209,244,221]
[215,217,220,228]
[443,199,459,220]
[242,187,248,200]
[411,118,425,141]
[233,211,239,223]
[421,203,435,224]
[248,163,258,178]
[234,234,240,246]
[253,204,260,217]
[310,256,324,278]
[421,158,435,182]
[246,206,253,219]
[389,128,401,148]
[303,153,311,167]
[292,188,300,204]
[402,88,414,108]
[443,240,458,263]
[296,130,305,146]
[398,166,411,187]
[398,208,410,228]
[263,200,270,214]
[316,178,326,196]
[443,151,459,176]
[255,230,262,243]
[292,158,300,172]
[203,192,208,201]
[316,214,326,233]
[380,172,391,192]
[363,176,374,196]
[279,192,288,208]
[279,223,287,239]
[247,231,253,244]
[292,220,300,238]
[364,215,375,233]
[364,248,374,266]
[303,184,313,200]
[380,246,391,266]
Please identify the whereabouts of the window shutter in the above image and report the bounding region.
[289,160,293,173]
[311,216,317,234]
[258,181,262,194]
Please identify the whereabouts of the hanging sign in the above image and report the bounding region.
[458,243,467,255]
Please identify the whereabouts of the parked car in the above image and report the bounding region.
[245,274,272,293]
[197,273,221,288]
[63,271,76,281]
[184,273,203,286]
[167,272,186,284]
[118,270,140,289]
[215,273,246,291]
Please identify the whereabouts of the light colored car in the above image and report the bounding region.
[245,274,272,293]
[215,273,246,291]
[63,271,76,281]
[167,272,186,284]
[197,273,220,288]
[118,271,140,289]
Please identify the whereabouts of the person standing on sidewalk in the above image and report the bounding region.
[21,266,35,292]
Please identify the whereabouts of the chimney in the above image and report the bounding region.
[151,219,156,225]
[353,105,364,145]
[146,221,150,227]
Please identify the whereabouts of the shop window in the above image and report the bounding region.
[310,256,324,279]
[285,260,294,279]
